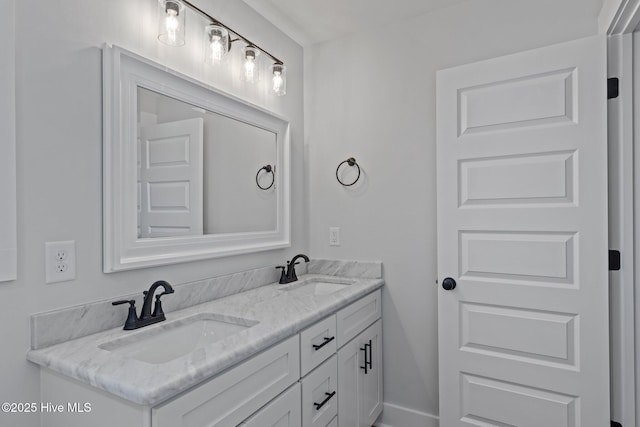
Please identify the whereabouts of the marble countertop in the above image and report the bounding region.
[27,274,383,406]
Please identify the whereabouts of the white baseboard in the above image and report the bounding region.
[374,402,439,427]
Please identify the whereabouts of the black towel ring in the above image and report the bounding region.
[256,165,275,190]
[336,157,361,187]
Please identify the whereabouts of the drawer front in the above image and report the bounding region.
[239,383,301,427]
[301,355,338,427]
[300,315,337,376]
[327,416,338,427]
[336,290,381,347]
[152,336,300,427]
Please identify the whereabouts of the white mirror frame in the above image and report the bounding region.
[102,45,291,272]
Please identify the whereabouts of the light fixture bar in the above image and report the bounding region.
[181,0,284,65]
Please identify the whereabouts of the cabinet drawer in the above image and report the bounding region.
[300,315,337,376]
[152,336,300,427]
[336,290,381,347]
[301,355,338,427]
[239,383,301,427]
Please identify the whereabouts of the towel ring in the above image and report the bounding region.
[256,165,275,190]
[336,157,361,187]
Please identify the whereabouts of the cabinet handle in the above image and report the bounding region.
[313,391,336,410]
[312,336,335,351]
[360,340,373,374]
[360,344,369,374]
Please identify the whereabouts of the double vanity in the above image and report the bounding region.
[28,261,384,427]
[27,47,384,427]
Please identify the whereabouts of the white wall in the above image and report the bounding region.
[306,0,603,421]
[0,1,304,426]
[0,0,16,282]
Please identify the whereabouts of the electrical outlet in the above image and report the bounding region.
[329,227,340,246]
[45,241,76,284]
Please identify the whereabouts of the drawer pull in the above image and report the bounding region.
[312,336,335,351]
[360,340,372,374]
[313,391,336,410]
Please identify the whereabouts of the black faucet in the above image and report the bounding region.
[276,254,310,284]
[112,280,175,330]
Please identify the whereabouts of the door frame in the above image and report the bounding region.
[600,1,640,425]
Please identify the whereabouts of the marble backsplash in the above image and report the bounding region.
[307,259,382,278]
[30,259,382,350]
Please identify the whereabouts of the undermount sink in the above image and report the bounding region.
[99,313,259,364]
[280,277,355,296]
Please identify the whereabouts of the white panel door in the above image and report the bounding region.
[139,118,203,238]
[437,36,609,426]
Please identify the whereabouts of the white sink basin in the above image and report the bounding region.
[280,277,355,296]
[99,313,259,364]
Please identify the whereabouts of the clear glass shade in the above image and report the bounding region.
[271,64,286,96]
[205,24,229,65]
[241,46,260,84]
[158,0,185,46]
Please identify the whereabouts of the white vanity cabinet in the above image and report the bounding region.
[38,289,382,427]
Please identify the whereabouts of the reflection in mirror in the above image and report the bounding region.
[136,87,277,238]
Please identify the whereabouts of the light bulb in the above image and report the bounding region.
[165,10,179,44]
[241,46,260,83]
[271,64,286,96]
[158,1,185,46]
[273,72,282,92]
[205,25,229,65]
[245,58,256,82]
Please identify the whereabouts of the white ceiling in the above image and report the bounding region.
[242,0,607,47]
[242,0,469,46]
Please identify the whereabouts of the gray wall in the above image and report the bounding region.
[1,1,304,426]
[306,0,603,421]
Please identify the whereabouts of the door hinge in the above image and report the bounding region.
[609,250,621,271]
[608,77,619,99]
[611,421,622,427]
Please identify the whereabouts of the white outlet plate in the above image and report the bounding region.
[45,241,76,284]
[329,227,340,246]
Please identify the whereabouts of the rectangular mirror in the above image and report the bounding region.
[103,46,290,272]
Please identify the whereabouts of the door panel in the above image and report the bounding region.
[437,35,609,426]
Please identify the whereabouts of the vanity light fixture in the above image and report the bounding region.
[205,24,229,64]
[156,0,287,96]
[158,0,185,46]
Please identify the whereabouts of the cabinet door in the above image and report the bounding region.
[240,383,301,427]
[337,320,383,427]
[361,319,383,426]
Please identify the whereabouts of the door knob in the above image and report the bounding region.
[442,277,456,291]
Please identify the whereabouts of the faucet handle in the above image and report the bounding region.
[152,295,166,318]
[152,289,174,318]
[112,300,139,330]
[276,265,286,283]
[112,299,135,307]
